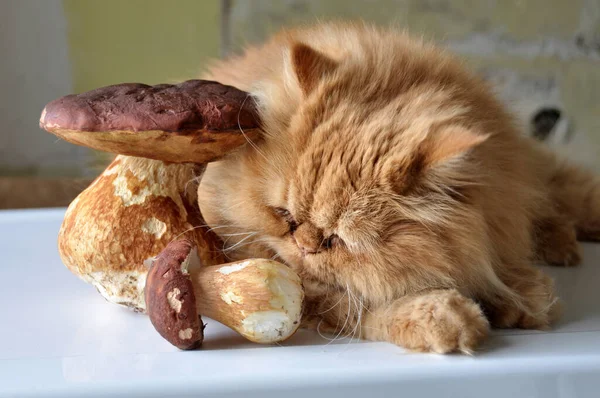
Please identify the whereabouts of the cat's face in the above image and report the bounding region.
[199,42,490,305]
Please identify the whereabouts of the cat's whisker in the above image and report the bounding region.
[317,289,360,345]
[222,237,272,253]
[219,228,258,246]
[316,295,351,345]
[353,294,363,343]
[237,94,271,164]
[167,223,257,253]
[206,224,240,234]
[356,294,365,343]
[324,287,353,346]
[222,199,250,212]
[222,235,261,251]
[344,284,356,342]
[317,289,347,315]
[346,283,362,345]
[222,231,258,252]
[224,235,269,246]
[222,241,270,254]
[219,231,258,237]
[316,318,338,342]
[183,173,205,197]
[361,326,383,331]
[222,237,270,249]
[167,224,215,245]
[350,253,377,317]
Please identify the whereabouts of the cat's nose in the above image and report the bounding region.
[293,223,323,255]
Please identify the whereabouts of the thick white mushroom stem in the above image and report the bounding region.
[189,256,304,344]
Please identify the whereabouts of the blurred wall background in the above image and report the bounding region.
[0,0,599,208]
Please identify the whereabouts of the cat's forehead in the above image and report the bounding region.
[286,85,467,182]
[290,106,397,189]
[288,131,386,221]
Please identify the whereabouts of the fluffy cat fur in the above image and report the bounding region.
[197,22,600,354]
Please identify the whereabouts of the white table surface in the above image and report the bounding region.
[1,208,599,398]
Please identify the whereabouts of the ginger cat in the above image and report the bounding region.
[197,22,600,353]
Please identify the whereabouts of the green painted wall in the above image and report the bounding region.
[63,0,220,93]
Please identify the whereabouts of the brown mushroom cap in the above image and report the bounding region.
[145,239,203,350]
[39,80,261,163]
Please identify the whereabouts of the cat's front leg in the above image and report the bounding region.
[363,289,489,354]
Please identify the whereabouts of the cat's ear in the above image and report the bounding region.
[290,43,337,95]
[426,126,489,166]
[387,126,489,194]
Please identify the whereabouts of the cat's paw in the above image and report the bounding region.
[536,220,581,267]
[488,265,561,330]
[539,238,582,267]
[388,290,489,354]
[577,222,600,241]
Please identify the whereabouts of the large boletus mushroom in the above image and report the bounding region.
[40,80,262,311]
[40,79,305,347]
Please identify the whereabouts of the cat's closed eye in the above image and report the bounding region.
[273,207,298,232]
[323,234,342,249]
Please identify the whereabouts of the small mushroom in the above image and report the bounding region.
[145,239,204,349]
[145,239,304,348]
